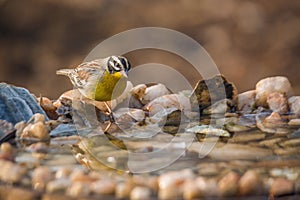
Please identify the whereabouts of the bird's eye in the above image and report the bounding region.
[119,57,131,72]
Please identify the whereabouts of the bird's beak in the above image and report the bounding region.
[121,70,128,78]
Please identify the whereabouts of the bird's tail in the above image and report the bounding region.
[56,69,73,76]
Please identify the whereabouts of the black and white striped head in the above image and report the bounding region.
[107,56,131,75]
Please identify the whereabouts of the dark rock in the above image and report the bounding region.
[0,83,48,125]
[50,123,78,137]
[190,75,237,113]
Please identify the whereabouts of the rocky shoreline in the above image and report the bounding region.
[0,75,300,200]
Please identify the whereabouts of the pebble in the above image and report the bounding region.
[0,159,27,183]
[288,119,300,126]
[141,83,171,104]
[183,179,201,200]
[269,177,294,196]
[32,166,53,191]
[288,96,300,117]
[130,84,147,99]
[200,178,220,197]
[238,170,263,195]
[21,121,50,141]
[91,179,116,195]
[0,142,13,154]
[158,169,195,200]
[130,186,152,200]
[55,167,72,179]
[218,171,240,196]
[255,76,293,107]
[46,178,72,193]
[267,92,288,114]
[256,112,288,134]
[67,182,90,197]
[186,125,230,137]
[202,99,233,114]
[145,94,191,116]
[237,90,256,113]
[116,181,134,199]
[38,96,58,120]
[132,176,158,191]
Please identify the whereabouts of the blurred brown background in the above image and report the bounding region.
[0,0,300,99]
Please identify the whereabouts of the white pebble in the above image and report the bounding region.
[141,84,171,104]
[130,186,152,200]
[255,76,293,107]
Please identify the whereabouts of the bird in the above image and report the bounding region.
[56,56,131,132]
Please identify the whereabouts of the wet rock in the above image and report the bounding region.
[255,76,293,108]
[218,171,240,196]
[237,90,256,113]
[229,131,265,143]
[0,83,48,125]
[238,170,263,195]
[50,123,77,137]
[130,186,152,200]
[141,83,171,105]
[289,128,300,138]
[267,92,288,114]
[190,143,273,160]
[190,75,237,112]
[186,125,230,137]
[256,112,288,134]
[288,96,300,117]
[258,137,284,148]
[269,178,294,196]
[288,119,300,126]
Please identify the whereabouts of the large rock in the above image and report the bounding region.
[237,90,256,113]
[0,83,48,125]
[190,75,237,112]
[255,76,293,107]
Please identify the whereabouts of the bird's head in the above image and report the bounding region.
[107,56,131,77]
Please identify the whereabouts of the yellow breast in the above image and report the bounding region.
[91,71,127,101]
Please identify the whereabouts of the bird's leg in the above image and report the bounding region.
[104,101,115,133]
